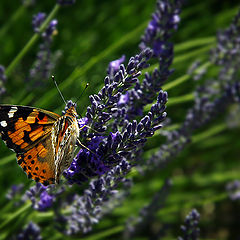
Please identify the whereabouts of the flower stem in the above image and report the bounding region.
[174,36,215,52]
[192,123,227,143]
[83,225,124,240]
[166,61,211,91]
[167,93,194,106]
[0,154,15,166]
[0,201,32,230]
[174,44,214,64]
[5,4,60,77]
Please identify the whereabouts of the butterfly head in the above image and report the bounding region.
[62,100,78,117]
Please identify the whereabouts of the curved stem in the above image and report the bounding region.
[0,201,31,230]
[192,123,227,143]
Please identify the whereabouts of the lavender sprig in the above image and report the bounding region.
[27,13,60,88]
[178,209,200,240]
[148,9,240,169]
[64,88,168,184]
[211,10,240,83]
[24,183,54,211]
[60,0,183,233]
[226,180,240,201]
[139,0,181,54]
[60,160,131,234]
[86,47,152,132]
[0,65,7,96]
[16,221,42,240]
[125,0,182,120]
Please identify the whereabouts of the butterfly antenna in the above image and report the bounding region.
[75,83,89,104]
[52,75,67,105]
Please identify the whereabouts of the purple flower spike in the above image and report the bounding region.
[139,0,182,52]
[28,13,60,88]
[0,65,7,82]
[17,221,42,240]
[32,12,46,33]
[78,117,89,131]
[38,191,54,211]
[108,55,126,78]
[24,183,54,211]
[43,19,58,39]
[226,180,240,201]
[6,184,24,200]
[118,92,129,105]
[0,65,7,96]
[178,209,200,240]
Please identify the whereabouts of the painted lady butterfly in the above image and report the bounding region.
[0,102,79,185]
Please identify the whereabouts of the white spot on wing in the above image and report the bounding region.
[0,121,7,127]
[8,112,14,118]
[8,107,18,118]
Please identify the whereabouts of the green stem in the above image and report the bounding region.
[167,93,194,106]
[192,123,227,143]
[174,37,215,52]
[174,44,214,64]
[0,201,31,230]
[164,74,190,91]
[165,61,211,91]
[83,225,124,240]
[5,4,60,77]
[0,154,15,166]
[144,123,228,158]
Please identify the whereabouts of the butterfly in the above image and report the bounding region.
[0,101,80,185]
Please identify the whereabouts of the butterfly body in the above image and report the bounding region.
[0,103,79,185]
[52,108,79,183]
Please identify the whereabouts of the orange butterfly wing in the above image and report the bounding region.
[0,105,60,185]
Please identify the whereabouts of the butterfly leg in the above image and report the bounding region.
[76,138,96,156]
[79,124,100,134]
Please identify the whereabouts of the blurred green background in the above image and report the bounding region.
[0,0,240,239]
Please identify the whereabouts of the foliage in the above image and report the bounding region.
[0,0,240,239]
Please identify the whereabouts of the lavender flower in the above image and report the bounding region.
[32,12,46,33]
[107,55,126,79]
[16,221,42,240]
[211,10,240,83]
[56,0,183,234]
[42,19,58,40]
[60,160,131,234]
[6,184,24,200]
[148,9,240,169]
[24,183,54,211]
[122,0,182,120]
[64,48,166,183]
[226,180,240,201]
[0,65,6,95]
[27,13,60,88]
[178,209,200,240]
[64,86,168,185]
[139,0,181,54]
